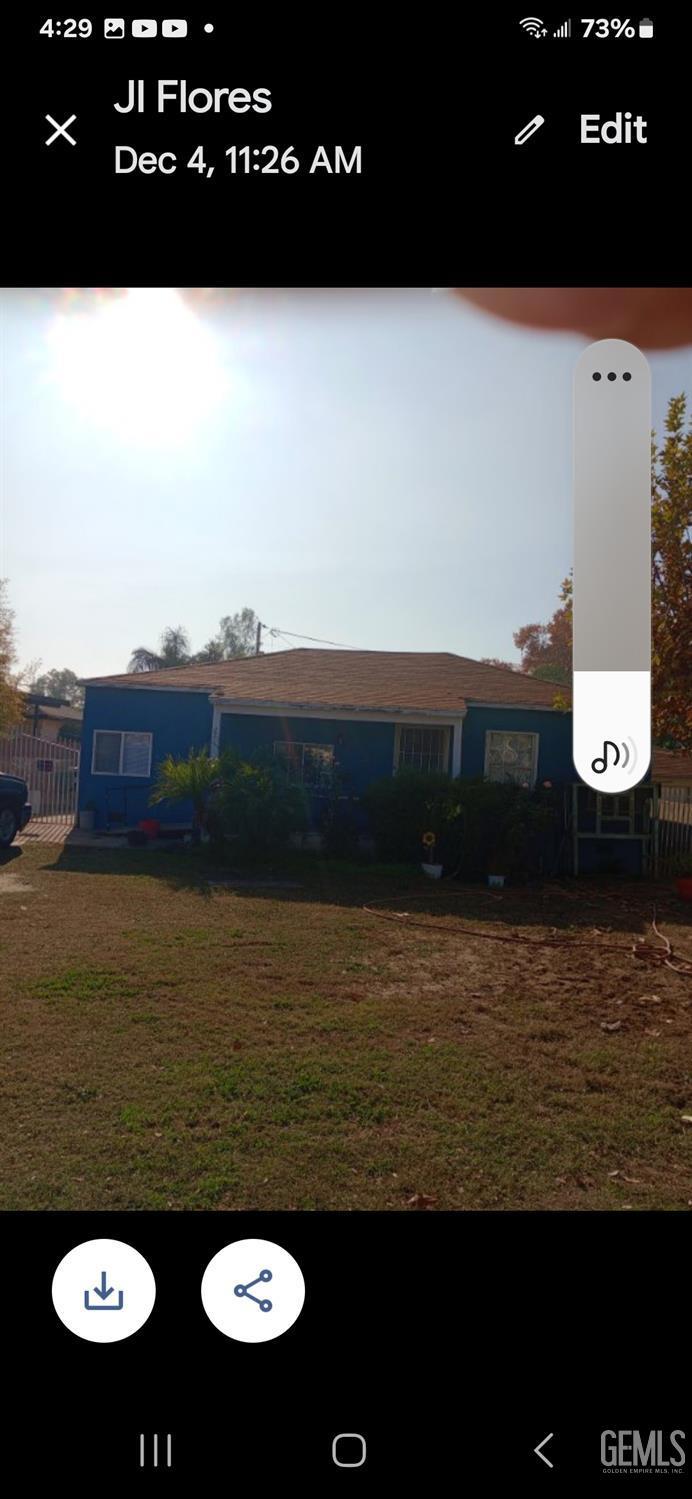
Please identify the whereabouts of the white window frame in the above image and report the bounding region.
[597,792,635,834]
[393,723,450,774]
[483,730,539,789]
[273,739,336,789]
[91,730,153,777]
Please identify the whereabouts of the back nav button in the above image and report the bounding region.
[534,1433,555,1469]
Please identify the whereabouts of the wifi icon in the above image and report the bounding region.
[519,16,548,36]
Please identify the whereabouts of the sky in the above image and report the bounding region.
[2,288,690,679]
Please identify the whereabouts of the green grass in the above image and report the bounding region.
[1,844,691,1210]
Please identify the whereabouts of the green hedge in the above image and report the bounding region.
[362,770,556,874]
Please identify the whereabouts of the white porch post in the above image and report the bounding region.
[451,718,463,778]
[210,701,222,757]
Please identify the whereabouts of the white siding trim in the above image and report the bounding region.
[83,682,214,694]
[467,699,565,713]
[212,699,467,727]
[210,702,222,757]
[451,719,463,777]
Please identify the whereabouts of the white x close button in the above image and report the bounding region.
[45,113,77,146]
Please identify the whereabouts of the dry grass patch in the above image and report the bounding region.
[1,845,691,1210]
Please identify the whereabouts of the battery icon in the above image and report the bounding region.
[639,17,654,36]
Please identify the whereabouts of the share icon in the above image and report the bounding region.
[234,1268,273,1312]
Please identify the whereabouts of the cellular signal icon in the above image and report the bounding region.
[553,18,571,37]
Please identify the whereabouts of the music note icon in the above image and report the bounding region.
[590,738,637,776]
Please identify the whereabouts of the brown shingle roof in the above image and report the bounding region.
[651,748,692,786]
[83,648,568,714]
[25,703,83,722]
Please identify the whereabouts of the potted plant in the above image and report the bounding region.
[487,841,511,888]
[673,857,692,902]
[138,817,161,841]
[78,800,97,831]
[421,830,443,879]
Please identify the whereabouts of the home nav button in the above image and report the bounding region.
[332,1433,367,1468]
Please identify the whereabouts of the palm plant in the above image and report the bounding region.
[128,626,191,674]
[149,747,219,831]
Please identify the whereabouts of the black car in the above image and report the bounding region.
[0,773,32,847]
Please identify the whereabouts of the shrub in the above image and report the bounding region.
[319,791,362,858]
[208,749,308,851]
[363,769,557,875]
[456,779,556,877]
[362,769,463,863]
[149,747,220,830]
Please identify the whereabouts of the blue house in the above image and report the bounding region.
[78,648,654,874]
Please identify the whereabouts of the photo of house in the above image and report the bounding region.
[78,646,683,878]
[2,287,690,1216]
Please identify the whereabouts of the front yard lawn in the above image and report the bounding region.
[2,844,691,1211]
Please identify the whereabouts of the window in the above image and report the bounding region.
[598,793,634,834]
[600,794,633,821]
[484,730,538,788]
[274,740,335,789]
[92,730,153,777]
[395,725,449,773]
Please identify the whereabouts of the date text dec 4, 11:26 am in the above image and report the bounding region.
[114,145,363,176]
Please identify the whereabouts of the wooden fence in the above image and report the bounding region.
[654,785,692,876]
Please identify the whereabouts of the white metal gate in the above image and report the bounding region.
[0,729,80,823]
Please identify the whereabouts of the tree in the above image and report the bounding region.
[0,580,24,732]
[128,625,191,673]
[513,575,573,684]
[194,607,260,662]
[511,394,692,746]
[129,610,261,670]
[193,637,225,664]
[216,607,259,658]
[28,666,84,708]
[651,395,692,749]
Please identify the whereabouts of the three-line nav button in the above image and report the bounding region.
[139,1434,173,1469]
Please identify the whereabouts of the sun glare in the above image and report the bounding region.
[44,288,231,444]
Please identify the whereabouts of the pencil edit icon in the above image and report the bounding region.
[515,114,545,145]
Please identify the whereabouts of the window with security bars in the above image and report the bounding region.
[484,730,538,788]
[274,740,335,789]
[396,725,448,773]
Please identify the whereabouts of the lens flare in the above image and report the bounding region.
[44,288,231,444]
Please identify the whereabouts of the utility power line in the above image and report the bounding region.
[266,627,361,650]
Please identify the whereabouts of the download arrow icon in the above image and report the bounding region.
[84,1271,124,1310]
[534,1433,554,1469]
